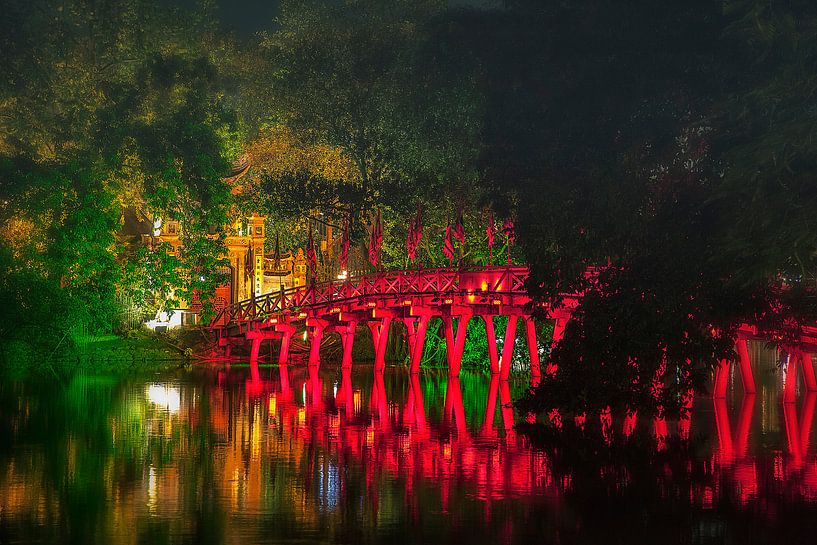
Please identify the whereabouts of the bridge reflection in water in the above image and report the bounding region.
[5,347,817,543]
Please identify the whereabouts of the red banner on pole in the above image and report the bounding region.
[339,217,350,271]
[368,210,382,268]
[443,224,455,265]
[407,206,422,263]
[306,225,317,279]
[503,217,515,265]
[453,208,465,246]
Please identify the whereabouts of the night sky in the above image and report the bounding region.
[209,0,497,37]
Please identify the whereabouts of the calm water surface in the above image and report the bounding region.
[3,342,817,544]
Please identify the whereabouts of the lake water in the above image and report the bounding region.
[3,343,817,544]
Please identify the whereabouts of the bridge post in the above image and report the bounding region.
[801,351,817,392]
[369,317,392,372]
[524,317,541,384]
[249,336,262,382]
[735,338,756,394]
[408,315,429,374]
[340,320,357,370]
[443,315,469,377]
[483,316,500,375]
[500,315,519,381]
[714,359,730,398]
[308,324,325,369]
[276,325,295,366]
[547,316,568,375]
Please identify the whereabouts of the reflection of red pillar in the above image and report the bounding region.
[714,393,756,464]
[499,380,515,440]
[735,338,756,394]
[735,394,755,459]
[784,391,817,468]
[714,396,734,463]
[500,316,519,381]
[308,365,322,409]
[484,316,500,375]
[623,409,637,437]
[408,373,428,435]
[600,406,612,444]
[279,364,292,401]
[338,367,354,417]
[801,392,817,454]
[654,418,668,451]
[482,374,500,437]
[371,370,388,427]
[784,400,803,467]
[525,317,541,384]
[445,377,466,435]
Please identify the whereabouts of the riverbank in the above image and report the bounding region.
[0,328,209,379]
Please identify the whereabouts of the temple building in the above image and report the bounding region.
[124,156,313,329]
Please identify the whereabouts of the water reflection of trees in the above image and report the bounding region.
[3,366,817,543]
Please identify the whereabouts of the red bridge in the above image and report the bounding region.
[211,266,573,380]
[211,265,817,401]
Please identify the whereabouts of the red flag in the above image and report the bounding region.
[503,217,515,265]
[486,212,495,265]
[339,217,350,271]
[407,206,423,263]
[306,226,317,278]
[406,219,417,262]
[368,210,382,267]
[443,224,455,265]
[503,217,515,243]
[453,208,465,245]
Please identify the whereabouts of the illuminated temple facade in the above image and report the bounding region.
[139,214,309,321]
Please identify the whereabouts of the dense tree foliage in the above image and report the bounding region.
[2,0,816,418]
[0,0,240,364]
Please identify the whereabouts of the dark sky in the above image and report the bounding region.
[211,0,498,37]
[214,0,281,36]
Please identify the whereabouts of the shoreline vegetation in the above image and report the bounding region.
[1,318,550,380]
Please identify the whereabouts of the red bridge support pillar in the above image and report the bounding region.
[483,316,500,375]
[714,339,758,398]
[407,315,430,374]
[443,315,470,377]
[784,349,817,403]
[547,317,568,375]
[249,336,263,382]
[340,320,357,371]
[369,317,392,372]
[524,317,541,384]
[500,315,519,381]
[308,322,326,369]
[736,338,756,395]
[714,359,730,398]
[275,325,295,366]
